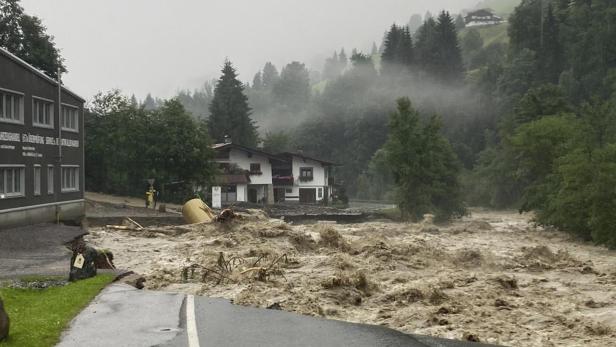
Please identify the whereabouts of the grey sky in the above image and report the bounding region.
[21,0,479,101]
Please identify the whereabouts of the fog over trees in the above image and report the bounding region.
[3,0,616,246]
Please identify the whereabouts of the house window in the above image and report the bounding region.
[47,165,54,194]
[285,188,293,194]
[61,166,79,192]
[33,165,41,196]
[32,97,54,128]
[0,89,24,123]
[0,166,25,198]
[299,167,313,181]
[250,163,262,175]
[61,105,79,131]
[318,188,323,199]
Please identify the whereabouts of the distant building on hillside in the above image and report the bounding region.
[0,47,85,228]
[465,9,504,27]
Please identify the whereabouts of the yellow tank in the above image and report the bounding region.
[182,198,216,224]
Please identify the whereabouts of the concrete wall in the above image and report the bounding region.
[0,200,84,229]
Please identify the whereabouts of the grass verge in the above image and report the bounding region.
[0,274,114,347]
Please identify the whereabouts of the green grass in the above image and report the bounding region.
[474,0,521,16]
[461,22,510,48]
[0,274,114,347]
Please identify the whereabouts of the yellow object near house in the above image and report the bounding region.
[182,198,216,224]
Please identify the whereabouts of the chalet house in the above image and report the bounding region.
[212,140,335,205]
[464,9,504,27]
[0,47,85,228]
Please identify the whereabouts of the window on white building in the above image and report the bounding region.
[61,166,79,192]
[33,97,54,127]
[47,165,54,194]
[299,167,313,181]
[0,89,24,123]
[34,165,41,196]
[0,166,25,197]
[61,105,79,131]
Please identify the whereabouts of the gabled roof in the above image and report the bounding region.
[212,143,289,162]
[0,46,85,103]
[277,152,338,166]
[466,8,498,18]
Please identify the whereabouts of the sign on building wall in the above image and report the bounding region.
[212,186,222,208]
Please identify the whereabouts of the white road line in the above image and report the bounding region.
[186,295,201,347]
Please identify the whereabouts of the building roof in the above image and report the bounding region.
[212,142,289,162]
[277,152,338,166]
[0,46,85,103]
[466,9,495,17]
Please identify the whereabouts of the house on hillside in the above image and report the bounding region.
[211,139,336,205]
[0,47,85,228]
[465,9,504,27]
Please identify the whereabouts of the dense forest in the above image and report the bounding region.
[2,0,616,246]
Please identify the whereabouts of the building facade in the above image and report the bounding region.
[0,47,85,228]
[212,142,335,205]
[464,9,504,27]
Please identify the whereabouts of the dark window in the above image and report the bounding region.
[219,163,231,173]
[299,167,313,181]
[250,163,262,175]
[285,188,293,193]
[318,188,323,198]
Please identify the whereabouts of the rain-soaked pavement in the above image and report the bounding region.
[58,283,499,347]
[0,223,85,279]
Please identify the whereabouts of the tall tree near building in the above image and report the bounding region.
[208,60,258,147]
[384,97,465,221]
[0,0,65,78]
[415,17,438,73]
[434,11,463,81]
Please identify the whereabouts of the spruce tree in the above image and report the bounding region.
[434,11,464,81]
[208,60,258,147]
[381,24,413,74]
[252,71,263,90]
[415,18,438,73]
[261,62,279,90]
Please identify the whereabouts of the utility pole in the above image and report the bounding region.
[56,67,62,223]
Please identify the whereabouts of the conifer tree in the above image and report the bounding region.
[208,60,258,147]
[415,17,438,73]
[252,71,263,90]
[434,11,463,81]
[261,62,279,90]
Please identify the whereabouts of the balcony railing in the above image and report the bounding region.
[273,175,294,186]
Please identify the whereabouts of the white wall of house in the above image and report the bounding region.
[215,148,273,185]
[282,156,329,202]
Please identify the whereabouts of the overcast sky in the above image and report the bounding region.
[21,0,479,101]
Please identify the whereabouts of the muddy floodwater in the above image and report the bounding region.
[86,209,616,346]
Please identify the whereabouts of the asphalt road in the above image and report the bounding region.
[59,284,501,347]
[0,223,85,279]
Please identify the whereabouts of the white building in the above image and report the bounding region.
[464,9,504,27]
[212,142,336,205]
[273,152,335,204]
